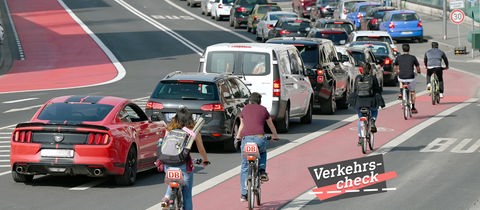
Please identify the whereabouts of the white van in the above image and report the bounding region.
[199,43,313,132]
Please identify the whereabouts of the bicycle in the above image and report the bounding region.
[401,82,412,120]
[163,159,210,210]
[242,136,274,210]
[430,72,441,105]
[358,107,375,154]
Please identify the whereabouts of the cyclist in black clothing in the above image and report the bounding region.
[394,44,421,113]
[424,42,449,98]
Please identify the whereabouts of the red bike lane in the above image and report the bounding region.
[192,69,478,209]
[0,0,119,94]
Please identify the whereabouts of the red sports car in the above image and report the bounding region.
[10,95,166,185]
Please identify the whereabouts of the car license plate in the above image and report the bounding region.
[40,149,74,158]
[401,31,413,35]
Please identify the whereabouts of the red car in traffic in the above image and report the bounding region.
[10,95,166,185]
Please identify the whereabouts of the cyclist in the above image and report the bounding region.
[424,41,449,98]
[160,107,210,210]
[349,62,385,145]
[394,43,421,113]
[235,92,279,202]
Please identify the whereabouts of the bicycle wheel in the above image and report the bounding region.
[171,188,182,210]
[368,124,375,150]
[402,89,410,120]
[431,77,437,105]
[255,175,261,206]
[247,165,255,210]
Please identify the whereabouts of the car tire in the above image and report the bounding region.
[115,146,137,186]
[320,89,336,114]
[215,15,220,21]
[300,98,313,124]
[225,122,241,152]
[202,10,205,15]
[277,105,290,133]
[12,170,34,183]
[211,15,215,19]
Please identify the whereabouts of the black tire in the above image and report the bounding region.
[247,167,254,210]
[368,131,375,150]
[277,106,290,133]
[224,122,241,152]
[114,146,137,186]
[215,15,220,21]
[300,99,313,124]
[12,171,33,183]
[320,90,336,114]
[201,10,205,15]
[361,137,367,154]
[255,175,261,206]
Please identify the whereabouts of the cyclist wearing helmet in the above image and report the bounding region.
[349,62,385,145]
[394,43,421,113]
[424,41,449,98]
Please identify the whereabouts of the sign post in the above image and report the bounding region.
[450,9,466,54]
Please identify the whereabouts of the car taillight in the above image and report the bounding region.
[218,4,223,8]
[389,21,395,28]
[253,16,258,21]
[13,131,32,143]
[201,103,224,111]
[316,69,325,83]
[273,79,280,97]
[236,7,247,13]
[146,101,164,110]
[370,18,378,25]
[384,58,392,65]
[279,30,290,35]
[357,13,362,19]
[358,66,364,74]
[87,133,111,145]
[417,21,422,27]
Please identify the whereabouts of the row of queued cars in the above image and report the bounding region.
[8,0,425,186]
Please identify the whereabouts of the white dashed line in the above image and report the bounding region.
[2,98,38,104]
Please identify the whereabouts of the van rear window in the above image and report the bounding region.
[205,51,271,76]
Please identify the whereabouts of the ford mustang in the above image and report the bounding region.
[10,95,166,185]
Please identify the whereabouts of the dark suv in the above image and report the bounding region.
[267,37,352,114]
[145,72,251,152]
[230,0,269,28]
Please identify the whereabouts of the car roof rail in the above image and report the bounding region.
[164,71,182,79]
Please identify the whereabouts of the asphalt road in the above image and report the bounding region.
[0,0,478,209]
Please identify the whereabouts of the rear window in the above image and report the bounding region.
[356,35,392,44]
[297,45,322,68]
[284,20,310,31]
[258,6,281,14]
[314,31,348,45]
[359,5,378,13]
[270,13,297,20]
[205,51,271,75]
[350,43,389,55]
[38,103,113,121]
[325,22,354,34]
[373,11,387,19]
[350,51,366,64]
[391,13,419,21]
[152,81,219,100]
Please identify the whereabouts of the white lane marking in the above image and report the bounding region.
[0,140,10,143]
[0,132,12,134]
[0,150,10,153]
[152,15,194,20]
[0,171,10,176]
[0,125,16,130]
[0,0,126,95]
[281,97,478,210]
[0,137,11,140]
[2,98,39,104]
[0,154,9,157]
[163,0,254,42]
[3,0,25,60]
[0,145,10,148]
[0,160,10,162]
[116,0,204,55]
[3,105,42,113]
[69,178,109,190]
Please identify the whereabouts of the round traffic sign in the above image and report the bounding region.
[450,9,465,24]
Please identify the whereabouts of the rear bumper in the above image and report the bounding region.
[388,29,423,39]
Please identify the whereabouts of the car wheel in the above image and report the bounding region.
[211,14,215,19]
[321,88,336,114]
[277,105,290,133]
[225,122,241,152]
[187,1,190,6]
[115,146,137,186]
[215,14,220,21]
[300,98,313,124]
[202,10,205,15]
[12,170,34,183]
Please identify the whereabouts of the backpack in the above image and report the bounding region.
[157,127,194,166]
[356,75,374,97]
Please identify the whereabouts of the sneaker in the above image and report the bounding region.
[240,195,247,202]
[439,93,444,98]
[426,83,431,92]
[412,108,418,114]
[370,120,377,133]
[260,171,269,182]
[160,197,170,208]
[397,94,403,100]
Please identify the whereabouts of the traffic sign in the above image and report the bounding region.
[450,9,465,24]
[449,0,465,9]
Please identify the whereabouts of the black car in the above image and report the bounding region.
[267,37,352,113]
[306,28,349,46]
[145,72,251,152]
[229,0,269,28]
[309,0,338,22]
[349,41,397,85]
[359,6,396,30]
[346,46,384,89]
[267,18,311,39]
[312,18,355,35]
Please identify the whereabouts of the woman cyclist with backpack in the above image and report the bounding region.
[349,62,385,145]
[160,107,210,210]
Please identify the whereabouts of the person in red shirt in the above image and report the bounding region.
[235,92,279,202]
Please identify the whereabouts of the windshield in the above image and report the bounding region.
[270,13,297,20]
[152,81,219,100]
[283,20,310,31]
[350,43,389,56]
[314,32,348,45]
[391,13,419,21]
[298,45,321,68]
[205,51,271,75]
[325,23,354,34]
[356,36,392,44]
[350,51,366,65]
[38,103,114,122]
